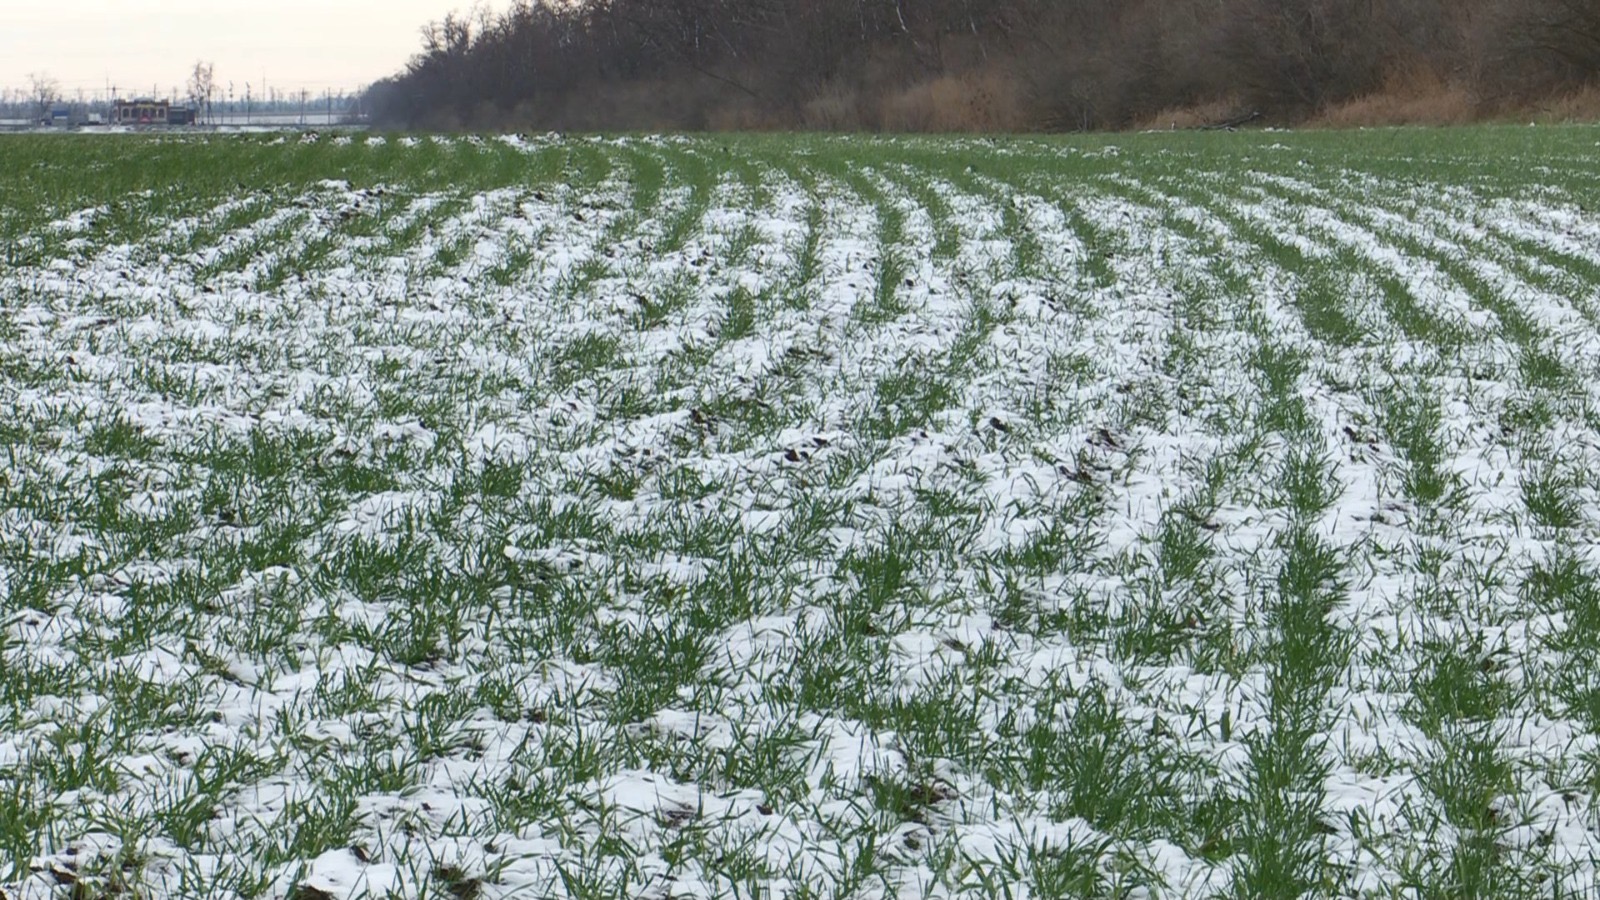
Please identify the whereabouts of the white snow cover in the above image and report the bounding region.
[4,134,1600,898]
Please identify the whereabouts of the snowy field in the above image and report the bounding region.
[6,129,1600,898]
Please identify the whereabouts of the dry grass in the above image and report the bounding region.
[1310,88,1477,129]
[1531,84,1600,124]
[802,83,865,131]
[705,100,773,132]
[1307,68,1477,128]
[1132,99,1252,131]
[878,73,1027,133]
[425,57,1600,134]
[1134,74,1600,131]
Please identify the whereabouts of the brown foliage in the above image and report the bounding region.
[879,73,1027,133]
[1532,84,1600,123]
[367,0,1600,133]
[1309,68,1478,129]
[1132,99,1253,133]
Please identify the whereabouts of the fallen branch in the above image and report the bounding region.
[1202,110,1263,130]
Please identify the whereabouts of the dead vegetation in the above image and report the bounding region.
[367,0,1600,132]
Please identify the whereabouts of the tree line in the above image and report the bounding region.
[366,0,1600,131]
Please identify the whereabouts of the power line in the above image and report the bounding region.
[1,75,373,94]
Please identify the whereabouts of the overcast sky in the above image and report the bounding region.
[3,2,495,97]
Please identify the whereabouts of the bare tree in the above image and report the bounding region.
[188,61,216,124]
[1497,0,1600,94]
[28,72,60,124]
[361,0,1600,133]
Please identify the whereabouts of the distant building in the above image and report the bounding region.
[113,98,168,124]
[111,99,198,126]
